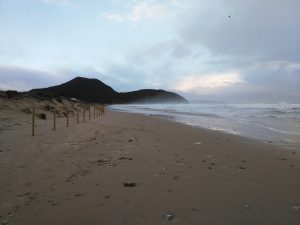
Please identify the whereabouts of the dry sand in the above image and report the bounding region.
[0,107,300,225]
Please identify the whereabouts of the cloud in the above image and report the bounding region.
[103,2,174,22]
[0,65,75,91]
[42,0,76,7]
[179,61,300,103]
[173,71,243,94]
[180,0,300,62]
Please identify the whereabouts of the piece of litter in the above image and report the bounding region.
[163,213,175,221]
[123,181,136,187]
[194,142,202,145]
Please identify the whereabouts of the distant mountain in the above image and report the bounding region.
[30,77,188,104]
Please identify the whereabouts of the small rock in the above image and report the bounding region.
[128,139,134,142]
[237,166,246,171]
[293,206,300,211]
[38,113,46,120]
[123,181,136,187]
[244,204,251,210]
[119,157,133,160]
[163,213,175,221]
[74,193,83,197]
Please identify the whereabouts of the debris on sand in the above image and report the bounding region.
[237,166,246,171]
[119,157,133,161]
[95,159,113,166]
[123,181,136,187]
[163,213,175,221]
[194,142,202,145]
[244,204,251,210]
[16,192,31,197]
[38,113,46,120]
[293,206,300,211]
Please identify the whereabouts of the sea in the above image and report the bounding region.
[109,103,300,150]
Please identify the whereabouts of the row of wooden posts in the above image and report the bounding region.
[31,105,105,136]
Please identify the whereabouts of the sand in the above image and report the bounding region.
[0,108,300,225]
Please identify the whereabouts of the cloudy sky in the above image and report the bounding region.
[0,0,299,103]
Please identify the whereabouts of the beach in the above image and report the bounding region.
[0,109,300,225]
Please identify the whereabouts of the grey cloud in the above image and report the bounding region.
[0,66,74,91]
[185,62,300,103]
[134,39,192,64]
[180,0,300,62]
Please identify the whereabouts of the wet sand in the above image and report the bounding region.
[0,109,300,225]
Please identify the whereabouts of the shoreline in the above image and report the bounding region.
[0,109,300,225]
[109,106,300,150]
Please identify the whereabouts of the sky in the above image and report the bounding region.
[0,0,300,103]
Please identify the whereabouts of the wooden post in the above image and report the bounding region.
[77,109,79,124]
[66,113,69,127]
[93,106,95,118]
[32,104,35,136]
[101,105,104,115]
[83,108,86,122]
[89,107,91,120]
[53,111,56,131]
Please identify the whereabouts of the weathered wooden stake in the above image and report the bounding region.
[89,107,91,120]
[93,106,95,118]
[32,104,35,136]
[77,109,79,124]
[66,113,69,127]
[83,108,86,122]
[53,111,56,131]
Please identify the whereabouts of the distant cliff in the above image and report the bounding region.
[29,77,188,104]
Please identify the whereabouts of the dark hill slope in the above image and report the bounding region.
[30,77,188,104]
[30,77,119,104]
[119,89,188,104]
